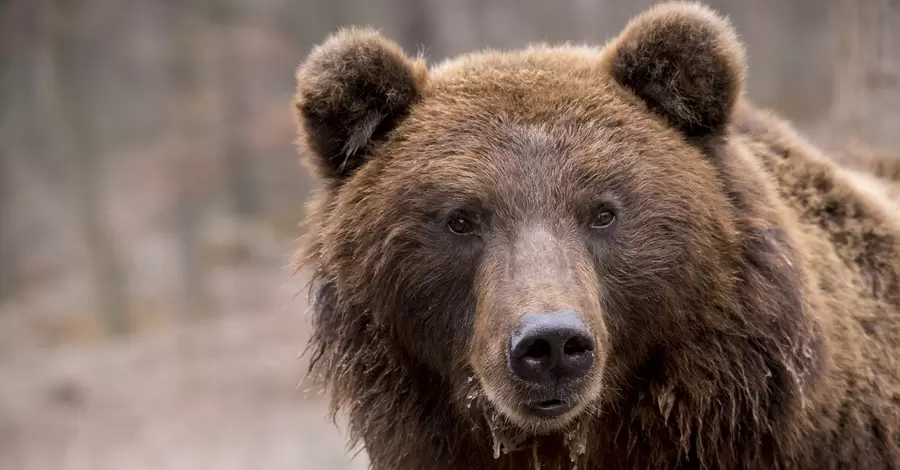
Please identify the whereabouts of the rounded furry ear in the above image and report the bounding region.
[294,28,427,181]
[603,2,746,137]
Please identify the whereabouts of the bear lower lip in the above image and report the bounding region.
[527,398,573,418]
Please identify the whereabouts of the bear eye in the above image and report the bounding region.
[591,209,616,229]
[447,213,476,235]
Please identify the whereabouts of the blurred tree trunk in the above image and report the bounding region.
[0,116,15,302]
[214,2,260,220]
[16,1,63,190]
[827,0,900,151]
[51,0,131,335]
[0,135,13,301]
[170,1,214,318]
[221,70,259,219]
[0,3,19,301]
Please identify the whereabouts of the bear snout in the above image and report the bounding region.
[507,310,596,385]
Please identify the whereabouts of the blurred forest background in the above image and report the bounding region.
[0,0,897,469]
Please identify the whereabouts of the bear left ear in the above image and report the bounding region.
[603,2,746,137]
[295,27,428,181]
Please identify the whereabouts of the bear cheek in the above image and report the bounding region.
[381,299,463,372]
[372,246,480,374]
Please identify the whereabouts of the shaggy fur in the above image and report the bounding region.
[293,2,900,469]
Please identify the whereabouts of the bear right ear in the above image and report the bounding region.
[294,28,427,181]
[602,2,746,137]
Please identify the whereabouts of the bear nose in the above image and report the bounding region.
[508,310,595,384]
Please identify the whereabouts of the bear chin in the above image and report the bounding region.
[470,389,594,449]
[467,371,604,435]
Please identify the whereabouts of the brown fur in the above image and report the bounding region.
[293,2,900,469]
[831,145,900,205]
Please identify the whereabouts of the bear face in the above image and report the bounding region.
[318,79,748,431]
[295,3,827,467]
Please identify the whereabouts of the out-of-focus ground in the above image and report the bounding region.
[0,256,369,470]
[0,0,897,469]
[0,299,367,470]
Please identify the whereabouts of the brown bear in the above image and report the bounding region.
[292,2,900,469]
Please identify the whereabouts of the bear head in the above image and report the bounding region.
[294,1,819,451]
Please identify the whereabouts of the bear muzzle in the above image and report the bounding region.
[506,310,598,419]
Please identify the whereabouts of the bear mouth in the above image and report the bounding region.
[527,398,574,418]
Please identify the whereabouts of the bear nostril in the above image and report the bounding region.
[563,336,594,357]
[524,339,552,360]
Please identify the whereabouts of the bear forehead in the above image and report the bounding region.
[371,48,705,190]
[358,114,714,221]
[422,46,633,124]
